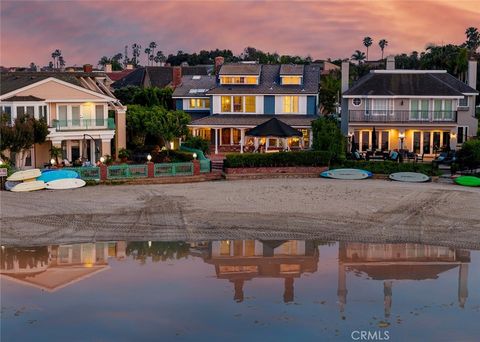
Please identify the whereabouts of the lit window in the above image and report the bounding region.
[221,96,231,112]
[245,96,256,112]
[282,76,302,85]
[353,98,362,106]
[283,96,299,113]
[245,77,257,84]
[233,96,243,112]
[220,76,258,85]
[190,98,210,109]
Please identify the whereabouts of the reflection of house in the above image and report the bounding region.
[0,242,126,292]
[203,240,318,303]
[337,242,470,318]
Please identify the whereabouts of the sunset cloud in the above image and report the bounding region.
[1,0,478,67]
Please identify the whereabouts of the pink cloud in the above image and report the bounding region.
[1,0,478,67]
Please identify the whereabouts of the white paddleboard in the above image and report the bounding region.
[389,172,430,183]
[10,180,46,192]
[7,169,41,181]
[321,168,372,180]
[5,180,21,191]
[46,178,86,190]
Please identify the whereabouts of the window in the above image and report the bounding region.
[245,96,256,112]
[410,99,429,120]
[233,96,243,112]
[281,76,302,85]
[352,98,362,106]
[95,105,104,126]
[26,106,34,116]
[1,106,12,124]
[361,131,370,151]
[189,98,210,109]
[38,105,47,121]
[459,96,469,107]
[220,76,258,85]
[16,106,25,118]
[221,96,231,112]
[71,106,81,126]
[283,96,299,113]
[457,126,468,144]
[381,131,389,151]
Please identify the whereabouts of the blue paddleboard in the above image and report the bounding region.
[321,168,372,180]
[37,170,79,182]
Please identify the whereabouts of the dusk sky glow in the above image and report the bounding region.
[1,0,478,67]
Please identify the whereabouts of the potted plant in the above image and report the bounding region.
[118,148,131,163]
[49,146,63,167]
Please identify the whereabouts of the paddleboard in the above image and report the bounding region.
[454,176,480,187]
[37,170,79,182]
[5,180,20,191]
[46,178,86,190]
[10,180,46,192]
[321,168,372,180]
[389,172,430,183]
[7,169,41,181]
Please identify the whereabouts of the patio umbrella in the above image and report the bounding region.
[246,118,302,138]
[350,134,356,153]
[372,126,377,150]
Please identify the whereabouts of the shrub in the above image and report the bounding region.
[182,136,210,154]
[224,151,333,168]
[336,160,440,176]
[0,162,14,176]
[118,148,131,160]
[456,139,480,172]
[150,150,193,163]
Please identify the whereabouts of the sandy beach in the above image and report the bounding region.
[1,178,479,248]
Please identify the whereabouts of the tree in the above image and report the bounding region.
[131,43,142,67]
[311,117,345,161]
[154,50,166,65]
[379,39,388,59]
[351,50,366,64]
[0,115,49,168]
[126,105,150,147]
[144,47,151,66]
[456,139,480,172]
[155,110,191,149]
[363,37,373,60]
[149,41,157,63]
[319,74,340,115]
[29,62,37,71]
[465,27,480,56]
[98,54,123,71]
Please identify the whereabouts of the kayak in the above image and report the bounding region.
[454,176,480,187]
[389,172,430,183]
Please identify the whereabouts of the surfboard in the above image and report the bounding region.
[37,170,79,182]
[10,180,46,192]
[389,172,430,183]
[5,180,21,191]
[454,176,480,187]
[7,169,41,181]
[46,178,86,190]
[321,168,372,180]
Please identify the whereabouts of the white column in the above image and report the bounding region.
[90,139,95,162]
[215,128,219,154]
[309,129,313,148]
[230,128,234,145]
[254,137,259,152]
[265,137,269,151]
[240,129,245,154]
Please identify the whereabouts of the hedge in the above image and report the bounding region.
[337,160,440,176]
[224,151,333,168]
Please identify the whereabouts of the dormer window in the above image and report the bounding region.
[220,76,258,85]
[281,76,302,85]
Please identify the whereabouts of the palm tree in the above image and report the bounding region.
[51,49,61,69]
[379,39,388,59]
[363,37,373,61]
[351,50,366,64]
[131,43,141,66]
[465,27,480,56]
[149,41,157,60]
[144,48,151,66]
[154,51,166,65]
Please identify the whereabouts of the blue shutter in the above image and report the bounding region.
[175,99,183,110]
[307,96,316,115]
[264,96,275,115]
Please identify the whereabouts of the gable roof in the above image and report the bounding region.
[3,95,45,101]
[190,114,318,127]
[246,117,303,137]
[343,70,478,97]
[219,64,262,76]
[280,64,304,76]
[112,66,210,89]
[105,69,135,82]
[207,64,321,95]
[172,75,216,98]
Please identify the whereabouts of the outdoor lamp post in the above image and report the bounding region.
[399,132,405,150]
[100,156,105,164]
[50,158,56,166]
[147,154,152,162]
[192,153,197,160]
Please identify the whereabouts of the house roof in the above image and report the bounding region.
[343,70,478,97]
[348,264,459,281]
[246,117,303,137]
[219,64,262,76]
[112,66,210,89]
[190,114,318,127]
[3,95,45,101]
[207,64,321,95]
[172,75,216,98]
[105,69,135,82]
[280,64,304,76]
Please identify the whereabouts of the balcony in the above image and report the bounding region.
[52,118,115,131]
[348,110,457,123]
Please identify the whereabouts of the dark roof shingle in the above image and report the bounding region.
[219,64,262,76]
[190,114,318,127]
[280,64,304,75]
[172,75,216,98]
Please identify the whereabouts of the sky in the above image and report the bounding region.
[1,0,478,67]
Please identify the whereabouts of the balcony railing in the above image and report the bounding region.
[348,110,457,123]
[52,118,115,131]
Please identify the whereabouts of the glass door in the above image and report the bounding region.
[413,132,421,153]
[423,131,431,154]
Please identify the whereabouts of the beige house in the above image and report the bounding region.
[341,57,478,157]
[0,70,126,168]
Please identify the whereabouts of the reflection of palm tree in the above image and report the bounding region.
[379,39,388,59]
[126,241,191,262]
[363,36,373,61]
[351,50,366,64]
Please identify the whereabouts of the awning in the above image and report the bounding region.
[245,118,303,137]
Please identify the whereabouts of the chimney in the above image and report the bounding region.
[83,64,93,73]
[468,60,477,90]
[386,55,395,70]
[340,60,350,135]
[214,56,224,75]
[172,66,182,87]
[104,64,112,73]
[126,64,133,70]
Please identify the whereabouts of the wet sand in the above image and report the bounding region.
[1,178,479,248]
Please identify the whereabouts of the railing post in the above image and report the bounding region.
[99,163,108,181]
[147,162,154,178]
[193,160,200,176]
